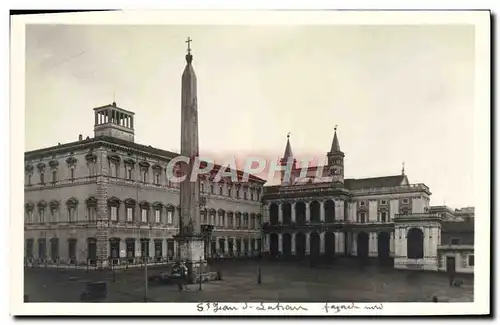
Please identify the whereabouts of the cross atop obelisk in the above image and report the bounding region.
[185,37,193,64]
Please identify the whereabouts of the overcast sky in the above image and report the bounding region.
[25,24,475,209]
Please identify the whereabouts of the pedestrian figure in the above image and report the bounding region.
[448,273,455,287]
[178,261,189,291]
[432,296,438,302]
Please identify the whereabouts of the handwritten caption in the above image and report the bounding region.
[196,302,384,314]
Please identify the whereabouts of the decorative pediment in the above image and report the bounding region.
[227,211,234,217]
[85,197,97,207]
[36,163,46,172]
[139,161,150,169]
[250,213,256,218]
[242,212,249,217]
[48,160,59,168]
[65,156,77,166]
[108,197,122,206]
[124,198,136,207]
[123,158,136,167]
[37,200,47,208]
[139,200,150,208]
[165,204,175,212]
[85,152,97,163]
[49,200,60,209]
[152,201,163,209]
[152,164,162,171]
[200,208,207,216]
[25,164,34,173]
[217,208,225,216]
[208,208,217,215]
[235,211,242,217]
[66,197,79,207]
[107,154,121,163]
[25,202,34,210]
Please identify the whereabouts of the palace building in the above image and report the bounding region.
[24,102,266,267]
[261,131,475,273]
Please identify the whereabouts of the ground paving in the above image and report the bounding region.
[24,259,473,303]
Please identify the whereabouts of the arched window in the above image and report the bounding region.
[407,228,424,259]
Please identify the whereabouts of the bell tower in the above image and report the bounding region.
[327,125,344,184]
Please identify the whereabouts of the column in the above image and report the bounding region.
[320,232,325,254]
[339,200,345,221]
[291,233,296,255]
[424,227,430,258]
[390,232,395,256]
[215,236,220,253]
[320,201,325,222]
[95,112,98,125]
[278,233,283,253]
[278,202,283,224]
[305,232,310,255]
[338,232,345,254]
[369,232,378,257]
[305,202,311,223]
[291,202,296,223]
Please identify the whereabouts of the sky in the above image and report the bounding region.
[25,24,475,209]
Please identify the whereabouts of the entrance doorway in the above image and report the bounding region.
[446,256,456,273]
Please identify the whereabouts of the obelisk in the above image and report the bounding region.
[174,37,204,281]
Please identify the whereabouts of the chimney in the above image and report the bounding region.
[79,134,83,141]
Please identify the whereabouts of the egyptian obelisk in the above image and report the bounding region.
[174,37,204,280]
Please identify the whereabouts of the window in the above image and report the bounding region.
[141,209,148,223]
[403,198,409,204]
[381,200,387,205]
[256,192,260,201]
[219,215,225,227]
[236,216,241,228]
[468,255,474,266]
[52,170,57,182]
[244,192,247,200]
[27,210,33,223]
[210,185,214,194]
[127,169,132,180]
[250,216,255,229]
[155,173,160,185]
[201,183,205,193]
[110,206,118,221]
[380,211,387,222]
[450,238,461,245]
[88,207,96,222]
[228,188,232,197]
[228,216,233,228]
[360,201,365,206]
[219,186,223,195]
[27,174,32,185]
[154,209,161,223]
[359,212,366,223]
[236,190,240,199]
[142,170,147,182]
[110,163,116,177]
[127,207,133,222]
[70,168,75,180]
[39,209,45,223]
[51,207,57,220]
[167,211,173,224]
[68,208,76,222]
[251,192,254,200]
[40,172,45,184]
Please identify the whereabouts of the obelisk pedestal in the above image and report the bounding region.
[173,233,205,283]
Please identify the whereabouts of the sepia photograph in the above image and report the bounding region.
[10,10,490,316]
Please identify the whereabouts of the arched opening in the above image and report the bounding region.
[325,232,336,260]
[407,228,424,259]
[295,202,306,225]
[377,232,391,259]
[269,233,279,257]
[310,201,320,223]
[282,233,292,257]
[295,232,306,258]
[357,232,369,258]
[324,200,335,223]
[270,203,279,225]
[310,232,320,259]
[282,202,292,225]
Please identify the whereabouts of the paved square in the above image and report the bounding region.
[24,259,473,303]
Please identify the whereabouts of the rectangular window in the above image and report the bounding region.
[127,207,133,222]
[167,211,173,224]
[219,186,223,195]
[236,190,240,199]
[52,170,57,182]
[210,185,214,194]
[40,172,44,184]
[251,192,254,200]
[142,171,147,182]
[228,217,233,228]
[228,188,232,197]
[88,207,95,222]
[468,255,474,266]
[110,163,116,177]
[28,174,32,185]
[39,209,45,223]
[155,173,160,185]
[381,211,387,222]
[110,206,117,221]
[141,209,148,223]
[155,209,160,223]
[450,238,461,245]
[244,192,247,200]
[68,208,75,222]
[127,169,132,180]
[28,210,33,223]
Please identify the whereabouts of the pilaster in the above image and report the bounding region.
[278,233,283,253]
[305,232,310,255]
[291,232,296,255]
[278,202,283,224]
[305,202,311,223]
[320,232,325,254]
[320,201,325,222]
[291,202,296,223]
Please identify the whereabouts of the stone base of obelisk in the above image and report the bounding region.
[173,234,219,284]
